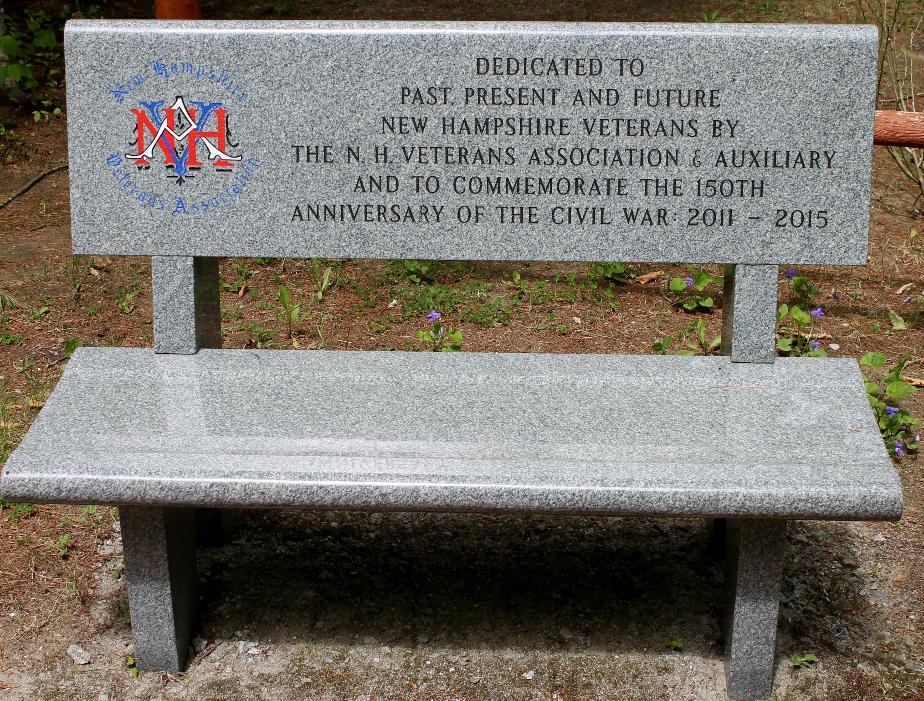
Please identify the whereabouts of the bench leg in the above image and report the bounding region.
[120,506,198,673]
[724,519,787,701]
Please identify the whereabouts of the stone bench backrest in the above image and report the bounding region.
[63,20,878,361]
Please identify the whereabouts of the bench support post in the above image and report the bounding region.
[152,256,221,354]
[120,506,198,673]
[724,519,787,701]
[722,264,777,364]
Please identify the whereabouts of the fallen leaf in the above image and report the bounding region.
[888,308,907,330]
[903,376,924,388]
[896,282,913,295]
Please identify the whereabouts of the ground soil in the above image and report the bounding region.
[1,1,924,700]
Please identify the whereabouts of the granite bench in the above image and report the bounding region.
[0,19,905,701]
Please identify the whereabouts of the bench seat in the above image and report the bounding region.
[2,347,902,520]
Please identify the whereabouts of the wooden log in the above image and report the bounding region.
[874,110,924,148]
[155,0,201,20]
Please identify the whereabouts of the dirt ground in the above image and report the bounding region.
[1,0,924,699]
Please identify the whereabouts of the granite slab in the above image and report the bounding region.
[65,20,876,264]
[1,348,902,520]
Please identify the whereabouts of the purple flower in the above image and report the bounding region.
[903,295,912,303]
[810,341,820,351]
[785,268,797,280]
[810,307,824,318]
[885,405,899,418]
[684,276,694,287]
[895,440,905,457]
[915,433,920,443]
[426,310,441,322]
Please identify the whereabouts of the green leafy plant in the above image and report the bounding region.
[652,336,673,354]
[309,258,337,301]
[587,262,637,287]
[860,352,920,458]
[393,259,439,285]
[776,304,826,357]
[0,332,24,346]
[247,322,276,349]
[784,270,820,308]
[510,271,551,306]
[668,270,719,312]
[116,285,138,314]
[791,652,818,669]
[221,260,254,294]
[64,338,82,357]
[701,9,731,22]
[57,533,71,558]
[0,122,30,164]
[0,9,65,108]
[3,501,35,523]
[416,311,463,352]
[666,637,685,651]
[652,320,721,356]
[275,285,302,340]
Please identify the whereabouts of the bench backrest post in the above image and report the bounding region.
[721,264,778,364]
[152,256,221,354]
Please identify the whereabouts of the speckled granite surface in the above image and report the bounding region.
[1,348,902,520]
[65,21,876,264]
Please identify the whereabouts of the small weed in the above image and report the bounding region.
[460,296,513,326]
[860,352,920,458]
[416,311,463,352]
[678,318,722,355]
[4,502,35,523]
[393,259,439,284]
[109,558,125,579]
[0,289,21,313]
[791,652,818,669]
[57,533,71,558]
[116,285,139,314]
[309,258,339,301]
[126,655,140,678]
[666,637,685,651]
[0,123,31,164]
[669,270,719,312]
[0,332,24,346]
[62,257,91,303]
[776,304,826,357]
[783,270,820,308]
[511,271,551,306]
[398,284,464,320]
[652,336,673,354]
[275,285,303,341]
[31,304,50,319]
[701,9,730,22]
[587,262,637,287]
[247,323,276,349]
[64,338,82,357]
[221,260,253,294]
[348,280,376,309]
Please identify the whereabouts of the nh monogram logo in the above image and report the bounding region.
[125,96,242,183]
